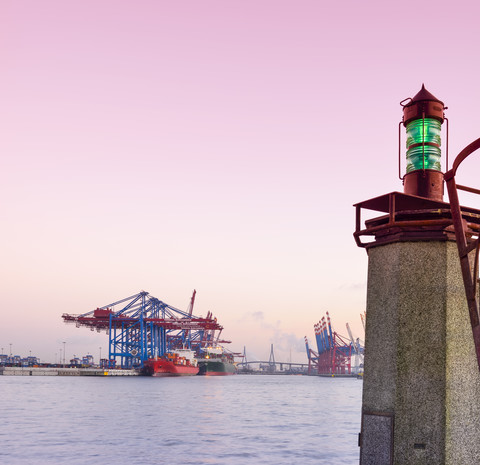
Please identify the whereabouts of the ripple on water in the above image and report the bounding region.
[0,375,361,465]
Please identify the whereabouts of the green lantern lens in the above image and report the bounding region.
[406,118,442,173]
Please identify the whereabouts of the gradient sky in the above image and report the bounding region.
[2,0,480,363]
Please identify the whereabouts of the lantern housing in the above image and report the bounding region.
[401,85,446,201]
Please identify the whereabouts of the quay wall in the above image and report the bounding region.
[0,367,139,376]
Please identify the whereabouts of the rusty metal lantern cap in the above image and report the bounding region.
[401,84,445,126]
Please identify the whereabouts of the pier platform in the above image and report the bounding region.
[0,367,139,376]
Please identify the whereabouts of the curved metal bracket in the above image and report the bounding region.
[445,138,480,181]
[444,138,480,371]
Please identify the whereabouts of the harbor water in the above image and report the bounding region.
[0,374,362,464]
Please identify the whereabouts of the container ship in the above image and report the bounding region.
[143,349,199,377]
[197,347,236,376]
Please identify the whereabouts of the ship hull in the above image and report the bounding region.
[143,358,199,377]
[198,360,236,376]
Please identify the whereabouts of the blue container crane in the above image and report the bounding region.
[62,290,223,368]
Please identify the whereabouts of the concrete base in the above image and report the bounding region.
[360,240,480,465]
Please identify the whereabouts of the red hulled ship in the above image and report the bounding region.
[143,349,199,377]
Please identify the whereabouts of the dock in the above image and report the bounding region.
[0,367,139,376]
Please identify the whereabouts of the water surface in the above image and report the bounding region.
[0,374,361,464]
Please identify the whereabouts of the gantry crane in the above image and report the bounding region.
[346,322,364,374]
[304,336,319,375]
[62,290,223,368]
[310,312,353,375]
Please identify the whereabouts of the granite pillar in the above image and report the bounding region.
[360,240,480,464]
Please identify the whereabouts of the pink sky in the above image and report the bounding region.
[2,1,480,363]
